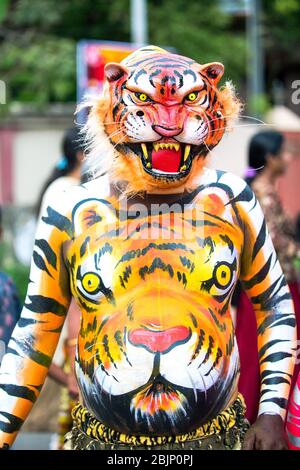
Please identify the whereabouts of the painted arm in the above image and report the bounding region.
[238,185,297,420]
[0,202,72,448]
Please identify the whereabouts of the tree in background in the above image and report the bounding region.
[0,0,299,107]
[0,0,129,104]
[149,0,246,85]
[262,0,300,109]
[0,0,246,105]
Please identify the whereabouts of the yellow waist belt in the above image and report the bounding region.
[71,393,246,447]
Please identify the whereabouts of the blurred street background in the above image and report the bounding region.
[0,0,300,449]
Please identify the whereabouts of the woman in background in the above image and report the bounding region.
[0,207,21,360]
[36,127,84,218]
[236,130,300,430]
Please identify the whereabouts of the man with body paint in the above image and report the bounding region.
[0,46,296,450]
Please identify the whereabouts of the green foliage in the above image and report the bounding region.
[263,0,300,54]
[1,36,76,103]
[149,1,246,85]
[11,0,131,40]
[4,263,29,304]
[0,0,131,105]
[273,0,299,15]
[248,92,271,117]
[0,241,29,303]
[0,0,9,21]
[0,0,299,105]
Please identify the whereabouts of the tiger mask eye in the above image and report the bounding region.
[186,92,198,102]
[135,92,150,102]
[184,90,207,106]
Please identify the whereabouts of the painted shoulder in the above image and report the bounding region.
[45,175,111,219]
[201,168,248,196]
[198,168,254,205]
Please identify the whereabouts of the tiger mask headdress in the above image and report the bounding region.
[84,46,240,195]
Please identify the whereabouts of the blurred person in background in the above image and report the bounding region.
[0,207,21,361]
[236,130,300,425]
[14,127,86,267]
[19,128,84,449]
[36,127,85,219]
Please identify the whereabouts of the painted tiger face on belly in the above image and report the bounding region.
[67,191,243,435]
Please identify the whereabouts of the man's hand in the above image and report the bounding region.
[242,414,288,450]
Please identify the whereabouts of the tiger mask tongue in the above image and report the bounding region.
[152,144,182,173]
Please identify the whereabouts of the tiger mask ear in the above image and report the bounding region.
[198,62,224,86]
[104,63,129,83]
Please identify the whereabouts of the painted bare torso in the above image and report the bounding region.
[0,168,296,447]
[67,171,242,434]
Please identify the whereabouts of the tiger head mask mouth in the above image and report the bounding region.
[85,46,240,195]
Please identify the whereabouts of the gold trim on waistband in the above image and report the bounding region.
[71,393,246,447]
